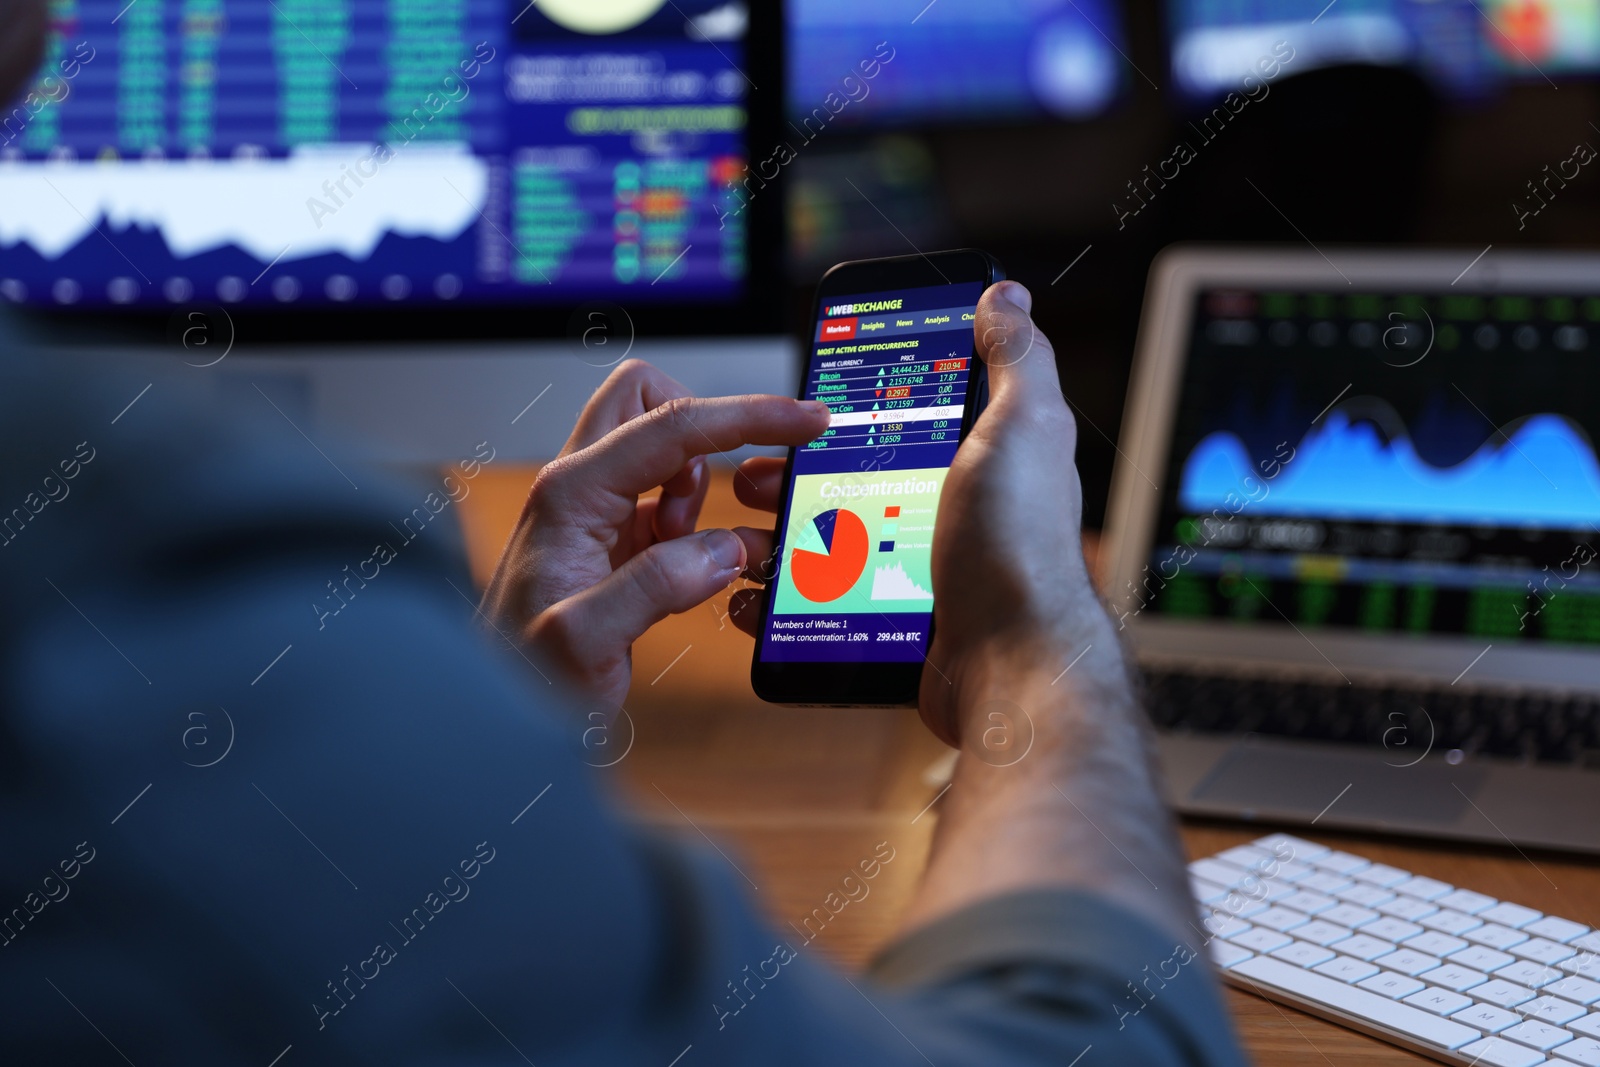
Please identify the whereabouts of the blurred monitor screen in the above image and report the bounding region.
[788,0,1127,126]
[1169,0,1600,99]
[0,0,778,322]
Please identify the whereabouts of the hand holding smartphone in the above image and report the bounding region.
[750,250,1003,705]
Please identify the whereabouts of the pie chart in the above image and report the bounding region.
[789,508,869,603]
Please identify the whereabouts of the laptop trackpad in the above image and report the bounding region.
[1192,741,1485,825]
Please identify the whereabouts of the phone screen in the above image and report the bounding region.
[757,280,985,665]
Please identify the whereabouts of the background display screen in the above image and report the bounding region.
[0,0,750,310]
[789,0,1126,124]
[758,280,983,664]
[1168,0,1600,100]
[1143,288,1600,644]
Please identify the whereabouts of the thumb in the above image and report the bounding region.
[532,528,746,664]
[974,281,1061,407]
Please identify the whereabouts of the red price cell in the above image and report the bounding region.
[885,387,911,398]
[933,359,967,373]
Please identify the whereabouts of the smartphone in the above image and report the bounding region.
[750,249,1004,706]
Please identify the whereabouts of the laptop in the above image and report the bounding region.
[1104,246,1600,854]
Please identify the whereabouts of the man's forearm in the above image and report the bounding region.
[900,623,1197,948]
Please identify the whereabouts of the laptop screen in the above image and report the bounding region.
[1140,288,1600,645]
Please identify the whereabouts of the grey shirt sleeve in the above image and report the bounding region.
[871,889,1252,1067]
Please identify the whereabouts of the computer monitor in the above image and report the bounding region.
[1167,0,1600,100]
[0,0,784,339]
[788,0,1126,127]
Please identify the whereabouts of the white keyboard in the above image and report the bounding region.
[1194,834,1600,1067]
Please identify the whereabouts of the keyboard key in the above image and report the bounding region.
[1475,979,1539,1009]
[1417,963,1488,992]
[1396,876,1453,901]
[1453,1002,1523,1035]
[1254,833,1329,862]
[1546,978,1600,1007]
[1335,883,1397,908]
[1364,917,1425,943]
[1529,918,1591,944]
[1215,848,1294,877]
[1191,876,1232,906]
[1516,939,1579,966]
[1555,1036,1600,1065]
[1574,1013,1600,1040]
[1190,859,1255,889]
[1218,844,1276,869]
[1452,946,1518,973]
[1359,971,1429,999]
[1265,860,1314,883]
[1294,921,1355,947]
[1256,882,1298,904]
[1216,888,1269,915]
[1209,939,1254,969]
[1499,960,1565,989]
[1312,850,1372,876]
[1437,889,1499,915]
[1502,1018,1575,1051]
[1233,927,1294,954]
[1214,896,1270,920]
[1231,956,1478,1050]
[1571,934,1600,955]
[1462,1035,1553,1066]
[1422,909,1485,937]
[1333,933,1400,961]
[1405,931,1468,957]
[1353,862,1411,888]
[1523,996,1587,1026]
[1321,904,1380,930]
[1254,907,1312,933]
[1296,871,1353,895]
[1483,903,1545,930]
[1565,954,1600,982]
[1271,940,1337,968]
[1374,949,1443,976]
[1201,911,1252,939]
[1314,955,1381,984]
[1280,857,1318,883]
[1403,987,1474,1016]
[1279,891,1337,916]
[1470,924,1535,951]
[1379,896,1440,922]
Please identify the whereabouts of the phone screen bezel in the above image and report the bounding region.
[749,249,1001,706]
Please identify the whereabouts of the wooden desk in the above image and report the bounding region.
[458,466,1600,1066]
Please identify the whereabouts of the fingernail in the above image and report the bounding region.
[802,400,831,419]
[704,528,745,572]
[999,280,1033,314]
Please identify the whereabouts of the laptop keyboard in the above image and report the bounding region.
[1197,833,1600,1066]
[1143,666,1600,765]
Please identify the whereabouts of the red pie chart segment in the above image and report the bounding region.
[789,508,869,603]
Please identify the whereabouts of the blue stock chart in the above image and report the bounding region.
[1146,289,1600,644]
[1180,410,1600,527]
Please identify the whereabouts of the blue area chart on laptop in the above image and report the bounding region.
[1179,409,1600,525]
